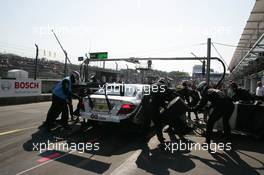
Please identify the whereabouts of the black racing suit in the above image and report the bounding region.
[232,88,254,103]
[71,80,100,116]
[177,87,191,103]
[143,84,167,144]
[192,88,234,143]
[178,87,200,119]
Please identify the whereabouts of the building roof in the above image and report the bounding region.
[8,69,28,73]
[229,0,264,75]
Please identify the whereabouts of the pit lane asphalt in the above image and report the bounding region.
[0,102,264,175]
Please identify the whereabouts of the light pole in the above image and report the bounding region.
[34,44,38,80]
[115,62,118,70]
[190,52,206,80]
[126,64,129,82]
[52,30,71,77]
[207,38,211,84]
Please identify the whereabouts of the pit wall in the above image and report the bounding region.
[0,79,59,106]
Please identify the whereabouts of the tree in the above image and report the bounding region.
[169,71,190,78]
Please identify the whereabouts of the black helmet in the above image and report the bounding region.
[154,77,168,92]
[197,81,208,93]
[70,71,80,84]
[157,77,166,85]
[90,74,97,82]
[182,81,188,87]
[230,82,238,90]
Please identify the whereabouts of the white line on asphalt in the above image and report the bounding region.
[15,137,101,175]
[0,126,37,136]
[16,150,74,175]
[0,108,14,112]
[108,150,141,175]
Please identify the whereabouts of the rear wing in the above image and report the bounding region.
[74,83,126,112]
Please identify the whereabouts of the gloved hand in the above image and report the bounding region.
[68,102,75,120]
[158,142,166,150]
[66,98,71,104]
[197,108,205,113]
[158,136,165,144]
[188,107,194,112]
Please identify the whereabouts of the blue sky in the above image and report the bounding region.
[0,0,255,73]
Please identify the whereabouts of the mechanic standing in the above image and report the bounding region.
[180,81,200,121]
[256,81,264,99]
[143,78,168,146]
[44,71,80,130]
[229,82,254,102]
[190,81,234,145]
[189,85,200,121]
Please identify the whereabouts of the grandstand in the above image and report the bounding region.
[0,53,80,79]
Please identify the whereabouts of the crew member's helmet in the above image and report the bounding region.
[70,71,80,84]
[156,77,167,85]
[197,81,208,94]
[182,81,188,87]
[230,82,238,90]
[154,77,168,92]
[90,74,97,82]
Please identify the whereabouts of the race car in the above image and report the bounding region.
[79,83,150,127]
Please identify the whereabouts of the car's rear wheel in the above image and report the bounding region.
[134,105,152,134]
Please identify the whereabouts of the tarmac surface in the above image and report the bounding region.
[0,102,264,175]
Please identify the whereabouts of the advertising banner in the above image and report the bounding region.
[0,79,41,97]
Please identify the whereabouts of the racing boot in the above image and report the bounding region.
[163,126,174,134]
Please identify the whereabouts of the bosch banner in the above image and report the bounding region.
[0,79,41,97]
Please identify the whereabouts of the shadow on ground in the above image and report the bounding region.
[23,122,264,175]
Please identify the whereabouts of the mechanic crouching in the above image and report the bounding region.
[44,71,80,131]
[190,81,234,145]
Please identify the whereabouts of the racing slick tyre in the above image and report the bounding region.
[133,105,152,134]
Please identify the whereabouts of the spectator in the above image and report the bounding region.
[256,81,264,97]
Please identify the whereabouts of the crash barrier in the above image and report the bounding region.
[0,78,60,106]
[0,79,41,97]
[0,78,60,94]
[214,102,264,139]
[0,78,57,106]
[0,94,52,106]
[236,103,264,139]
[214,102,238,130]
[41,79,60,93]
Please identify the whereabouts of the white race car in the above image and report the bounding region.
[79,83,150,127]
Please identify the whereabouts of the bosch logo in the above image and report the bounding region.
[1,81,12,91]
[14,82,39,89]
